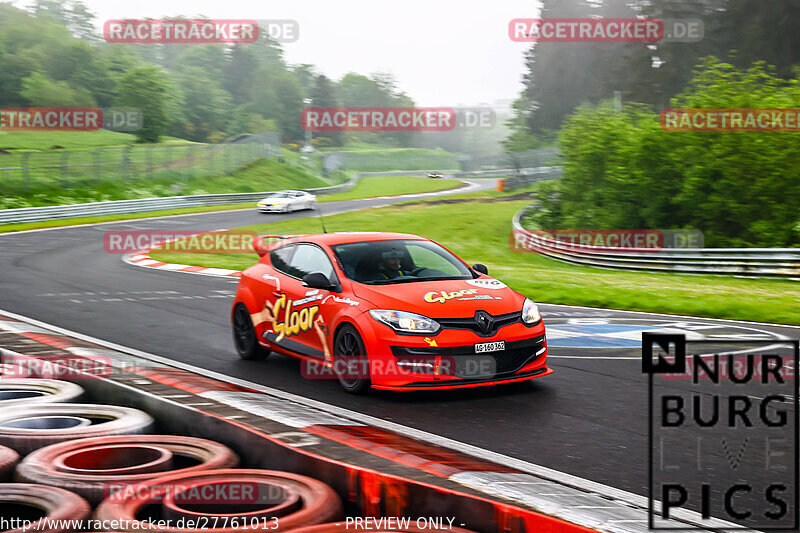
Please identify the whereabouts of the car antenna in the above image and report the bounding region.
[315,204,328,233]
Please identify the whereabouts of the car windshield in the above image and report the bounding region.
[331,239,473,284]
[266,192,291,198]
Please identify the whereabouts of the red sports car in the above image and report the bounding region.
[231,232,551,393]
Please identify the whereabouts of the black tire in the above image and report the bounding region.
[232,303,269,361]
[333,325,370,394]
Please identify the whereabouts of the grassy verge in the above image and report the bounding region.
[0,130,143,151]
[151,194,800,325]
[319,176,462,202]
[0,158,327,209]
[0,170,456,233]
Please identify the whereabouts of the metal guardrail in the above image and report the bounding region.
[512,205,800,279]
[0,167,561,226]
[0,175,360,225]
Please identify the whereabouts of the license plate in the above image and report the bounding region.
[475,341,504,353]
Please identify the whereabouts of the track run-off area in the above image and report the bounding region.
[1,178,797,526]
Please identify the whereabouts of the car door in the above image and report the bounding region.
[283,243,340,360]
[290,191,302,211]
[264,243,314,356]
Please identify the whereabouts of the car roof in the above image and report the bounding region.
[263,232,429,249]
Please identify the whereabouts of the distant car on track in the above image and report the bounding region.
[231,232,551,393]
[257,191,316,213]
[427,171,444,179]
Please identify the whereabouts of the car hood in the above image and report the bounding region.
[259,197,290,204]
[352,277,524,318]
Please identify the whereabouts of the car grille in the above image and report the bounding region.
[437,311,521,337]
[391,335,545,379]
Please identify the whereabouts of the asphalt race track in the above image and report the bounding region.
[1,179,797,524]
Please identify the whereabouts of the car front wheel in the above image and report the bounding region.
[333,324,370,394]
[232,303,270,361]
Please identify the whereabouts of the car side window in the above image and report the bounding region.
[270,245,296,276]
[289,244,336,281]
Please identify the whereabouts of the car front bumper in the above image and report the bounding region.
[258,204,289,212]
[357,318,551,390]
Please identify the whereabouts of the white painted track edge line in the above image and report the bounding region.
[0,306,743,530]
[541,303,800,330]
[0,179,479,238]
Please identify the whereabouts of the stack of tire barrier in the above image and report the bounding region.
[0,379,461,532]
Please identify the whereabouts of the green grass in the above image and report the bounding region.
[0,130,193,151]
[151,195,800,325]
[319,176,462,202]
[0,130,137,151]
[0,169,453,233]
[0,158,326,209]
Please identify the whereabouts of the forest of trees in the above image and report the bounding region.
[508,0,800,247]
[0,1,415,145]
[505,0,798,147]
[529,59,800,247]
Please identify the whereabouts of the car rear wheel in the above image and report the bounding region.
[232,304,269,361]
[333,325,370,394]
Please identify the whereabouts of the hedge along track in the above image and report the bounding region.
[15,435,240,505]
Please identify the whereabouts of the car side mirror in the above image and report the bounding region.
[472,263,488,275]
[302,272,335,290]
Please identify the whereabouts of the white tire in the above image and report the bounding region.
[0,380,84,407]
[0,404,155,455]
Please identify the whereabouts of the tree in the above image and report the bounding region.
[171,66,233,142]
[116,65,170,143]
[30,0,98,42]
[224,45,258,103]
[535,59,800,247]
[310,74,342,146]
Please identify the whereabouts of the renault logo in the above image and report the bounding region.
[474,310,494,335]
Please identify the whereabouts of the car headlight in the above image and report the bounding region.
[369,310,440,334]
[522,298,541,324]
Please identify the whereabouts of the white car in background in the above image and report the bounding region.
[257,190,317,213]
